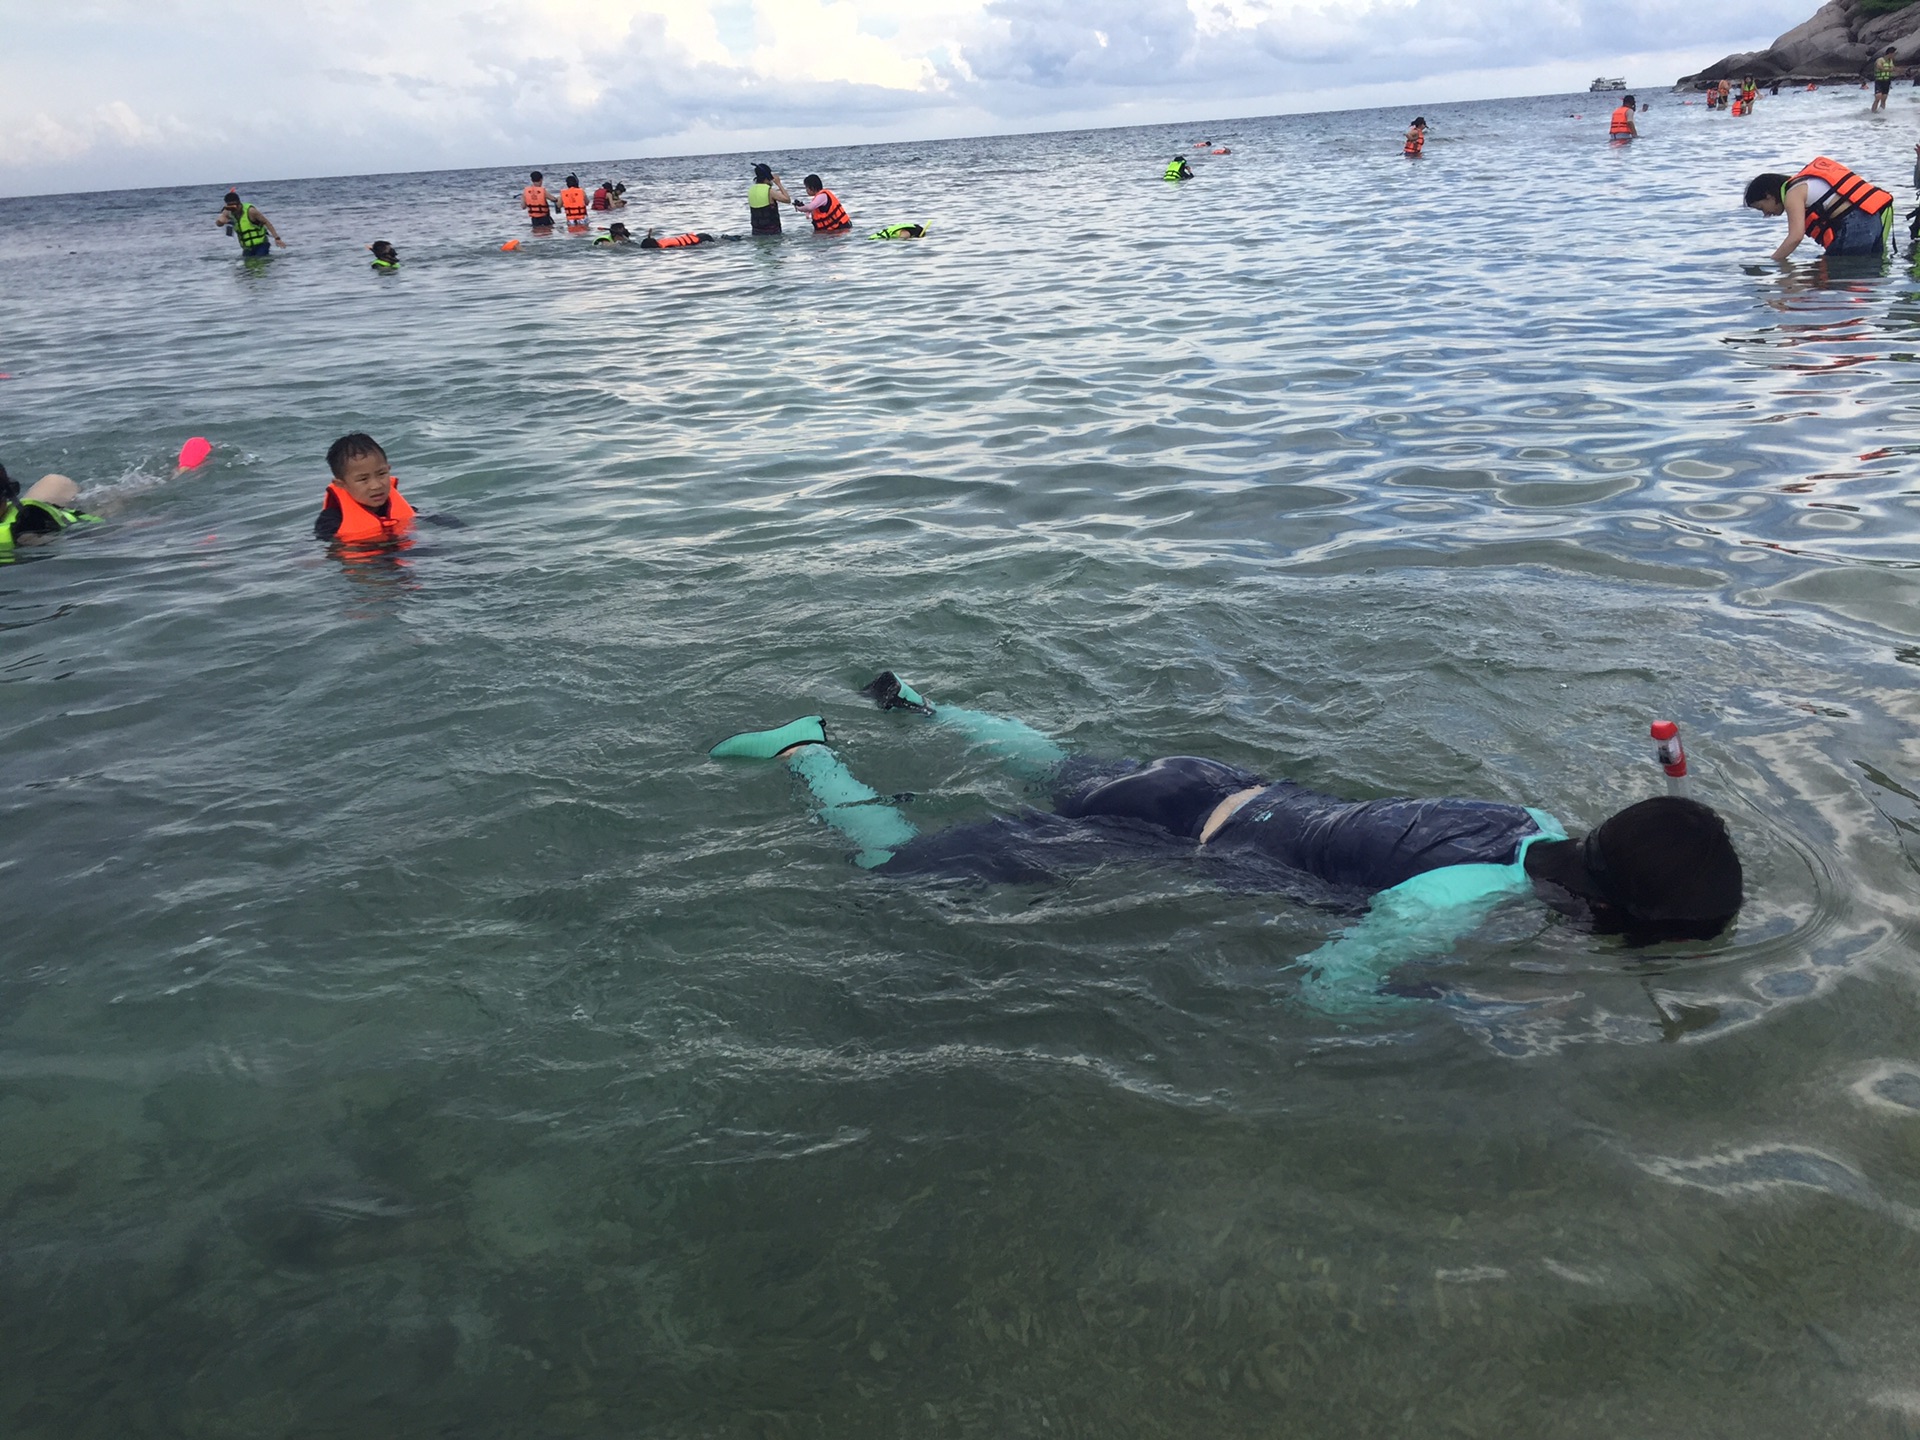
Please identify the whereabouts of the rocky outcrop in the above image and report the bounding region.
[1679,0,1920,85]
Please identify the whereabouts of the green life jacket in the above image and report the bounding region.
[0,498,97,547]
[371,258,398,270]
[749,182,773,208]
[869,223,927,239]
[233,204,269,250]
[1877,56,1896,81]
[1163,160,1188,181]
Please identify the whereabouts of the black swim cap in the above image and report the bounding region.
[1531,797,1743,942]
[753,163,773,182]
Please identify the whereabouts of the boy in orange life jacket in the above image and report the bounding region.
[793,174,852,232]
[313,433,462,543]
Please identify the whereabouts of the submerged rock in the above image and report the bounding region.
[1678,0,1920,86]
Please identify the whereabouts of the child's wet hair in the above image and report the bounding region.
[0,462,15,505]
[326,432,388,478]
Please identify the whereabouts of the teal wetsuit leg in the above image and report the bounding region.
[710,714,917,867]
[928,704,1067,780]
[785,745,918,868]
[867,671,1067,780]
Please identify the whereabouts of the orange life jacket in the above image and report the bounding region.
[646,233,706,248]
[523,185,549,217]
[1609,105,1633,135]
[560,186,588,221]
[1404,129,1425,156]
[809,188,851,233]
[1787,156,1893,249]
[326,481,416,544]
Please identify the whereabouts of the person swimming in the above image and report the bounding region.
[1164,155,1194,181]
[594,222,633,245]
[870,223,928,239]
[639,228,714,248]
[0,463,100,551]
[368,240,399,270]
[708,672,1745,1016]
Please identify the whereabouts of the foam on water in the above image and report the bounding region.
[4,90,1920,1437]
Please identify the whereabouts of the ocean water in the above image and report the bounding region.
[4,87,1920,1437]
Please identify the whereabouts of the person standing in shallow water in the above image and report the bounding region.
[1609,96,1639,141]
[1874,47,1897,113]
[216,190,283,256]
[1403,117,1427,157]
[1745,158,1896,261]
[749,164,791,235]
[522,171,554,229]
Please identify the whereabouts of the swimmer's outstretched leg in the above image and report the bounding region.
[862,671,1066,780]
[710,716,916,869]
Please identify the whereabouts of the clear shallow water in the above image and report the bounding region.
[5,89,1920,1436]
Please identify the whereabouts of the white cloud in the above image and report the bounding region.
[0,0,1813,194]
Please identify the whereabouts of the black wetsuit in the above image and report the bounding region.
[884,755,1542,899]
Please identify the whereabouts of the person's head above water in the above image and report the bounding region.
[1743,173,1792,216]
[753,163,773,182]
[564,173,579,188]
[1523,796,1743,943]
[529,170,543,183]
[1410,116,1427,128]
[221,189,242,212]
[803,174,824,193]
[606,221,630,240]
[0,461,16,509]
[369,239,398,262]
[325,433,393,509]
[1621,94,1636,108]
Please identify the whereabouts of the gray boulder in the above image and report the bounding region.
[1679,0,1920,84]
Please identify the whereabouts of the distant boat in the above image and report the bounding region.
[1589,77,1627,92]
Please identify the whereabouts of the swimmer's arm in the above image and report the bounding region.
[770,179,793,204]
[247,205,286,248]
[1773,186,1807,261]
[1293,864,1524,1017]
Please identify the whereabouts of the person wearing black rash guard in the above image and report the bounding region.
[748,163,791,235]
[709,672,1745,1015]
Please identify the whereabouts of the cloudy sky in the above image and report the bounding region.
[1,0,1808,196]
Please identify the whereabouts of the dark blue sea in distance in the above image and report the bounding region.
[5,87,1920,1437]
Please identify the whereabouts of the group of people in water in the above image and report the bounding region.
[509,163,924,250]
[70,85,1920,1008]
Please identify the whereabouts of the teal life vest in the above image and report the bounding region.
[1163,159,1188,181]
[0,498,97,547]
[233,203,269,250]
